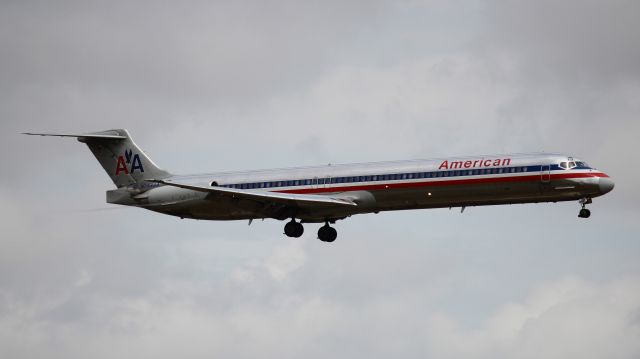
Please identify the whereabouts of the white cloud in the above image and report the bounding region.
[428,276,640,359]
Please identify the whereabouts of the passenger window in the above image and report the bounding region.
[569,161,576,168]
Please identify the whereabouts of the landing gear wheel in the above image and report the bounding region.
[284,220,304,238]
[318,224,337,242]
[578,198,592,218]
[578,208,591,218]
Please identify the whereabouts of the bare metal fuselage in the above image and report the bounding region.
[111,153,613,223]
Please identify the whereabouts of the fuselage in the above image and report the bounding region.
[119,153,614,222]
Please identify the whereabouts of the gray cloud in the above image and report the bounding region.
[484,0,640,86]
[1,1,639,358]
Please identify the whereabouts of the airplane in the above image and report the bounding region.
[24,129,614,242]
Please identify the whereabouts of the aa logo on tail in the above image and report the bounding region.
[115,149,144,175]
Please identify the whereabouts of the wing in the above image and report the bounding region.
[146,179,358,208]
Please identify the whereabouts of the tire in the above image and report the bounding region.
[284,221,299,237]
[318,225,337,242]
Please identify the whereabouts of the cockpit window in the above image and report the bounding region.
[559,160,591,170]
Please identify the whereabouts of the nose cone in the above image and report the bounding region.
[599,177,615,194]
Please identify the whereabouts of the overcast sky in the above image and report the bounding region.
[1,1,639,358]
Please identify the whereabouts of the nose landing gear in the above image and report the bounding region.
[578,198,592,218]
[579,208,591,218]
[284,219,304,238]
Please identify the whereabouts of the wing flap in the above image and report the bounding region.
[147,179,357,208]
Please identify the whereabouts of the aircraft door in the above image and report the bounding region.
[541,164,551,183]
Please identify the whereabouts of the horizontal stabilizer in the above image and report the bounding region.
[147,179,358,208]
[22,132,126,140]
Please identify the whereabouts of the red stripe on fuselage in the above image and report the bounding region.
[275,172,608,195]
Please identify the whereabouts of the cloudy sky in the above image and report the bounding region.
[1,1,640,358]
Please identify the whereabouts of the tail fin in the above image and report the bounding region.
[24,129,170,187]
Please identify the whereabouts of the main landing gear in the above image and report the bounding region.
[317,223,337,242]
[283,219,338,242]
[578,198,592,218]
[284,219,304,238]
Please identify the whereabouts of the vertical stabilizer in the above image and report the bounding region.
[24,129,171,187]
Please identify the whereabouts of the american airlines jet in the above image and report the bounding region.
[25,129,614,242]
